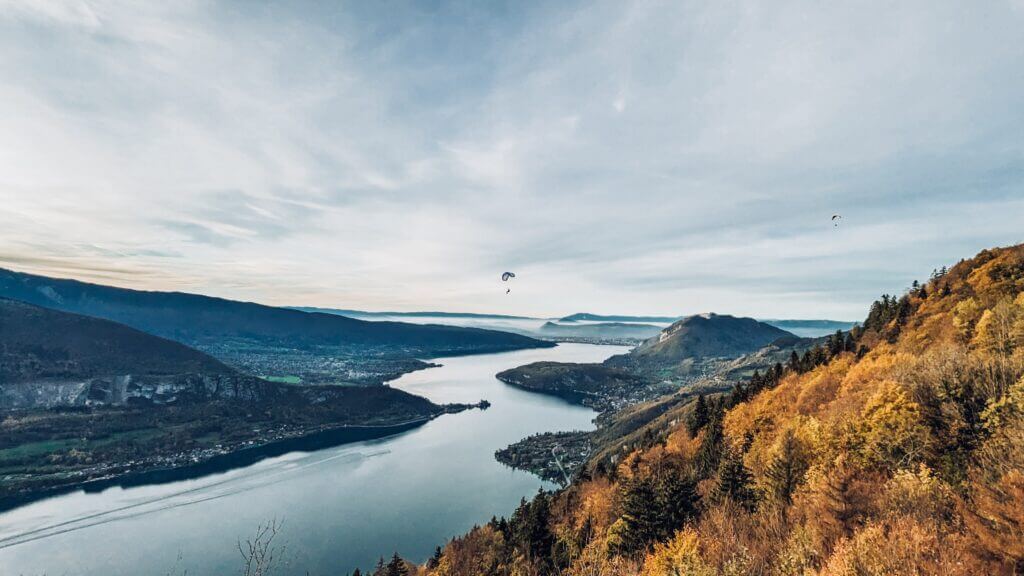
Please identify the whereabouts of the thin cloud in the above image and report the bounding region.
[0,1,1022,319]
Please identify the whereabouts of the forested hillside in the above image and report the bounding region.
[412,244,1024,576]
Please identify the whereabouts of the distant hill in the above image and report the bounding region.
[292,307,539,321]
[561,312,856,337]
[559,312,679,323]
[0,268,550,357]
[538,321,662,342]
[620,313,794,369]
[761,318,858,337]
[0,297,231,384]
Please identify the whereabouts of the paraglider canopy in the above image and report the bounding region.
[501,272,515,282]
[831,214,841,221]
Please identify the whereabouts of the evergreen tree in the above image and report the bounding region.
[617,475,662,553]
[695,411,724,479]
[713,448,757,511]
[844,331,856,353]
[352,570,362,576]
[510,490,554,567]
[788,350,801,372]
[687,394,710,435]
[919,284,928,299]
[426,546,442,569]
[764,429,809,507]
[656,466,700,534]
[385,552,408,576]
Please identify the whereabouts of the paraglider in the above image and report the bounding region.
[502,271,515,294]
[832,214,841,227]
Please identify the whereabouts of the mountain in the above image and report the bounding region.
[291,307,539,321]
[559,312,680,323]
[607,313,794,377]
[0,268,547,353]
[419,243,1024,576]
[0,297,231,383]
[761,318,858,337]
[561,312,857,337]
[537,321,663,342]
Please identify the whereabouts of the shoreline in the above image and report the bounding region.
[0,416,435,514]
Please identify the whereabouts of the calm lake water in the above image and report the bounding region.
[0,343,628,576]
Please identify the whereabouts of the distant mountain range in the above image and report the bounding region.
[0,269,547,354]
[558,312,680,323]
[292,307,538,321]
[294,307,856,341]
[537,321,663,342]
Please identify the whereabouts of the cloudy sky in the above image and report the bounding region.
[1,1,1023,320]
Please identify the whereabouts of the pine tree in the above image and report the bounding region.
[656,466,699,535]
[764,429,809,507]
[687,394,709,435]
[844,331,856,353]
[617,475,662,553]
[788,350,801,372]
[713,448,757,511]
[511,490,554,567]
[426,546,442,569]
[696,412,724,479]
[385,552,408,576]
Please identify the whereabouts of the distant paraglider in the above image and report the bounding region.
[832,214,842,227]
[502,271,515,294]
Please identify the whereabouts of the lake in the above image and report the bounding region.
[0,343,629,576]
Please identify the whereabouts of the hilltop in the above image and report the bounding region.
[609,313,795,376]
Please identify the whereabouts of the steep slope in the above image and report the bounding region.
[599,313,796,383]
[628,313,792,365]
[0,268,550,354]
[419,243,1024,576]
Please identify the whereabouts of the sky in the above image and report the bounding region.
[1,0,1023,321]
